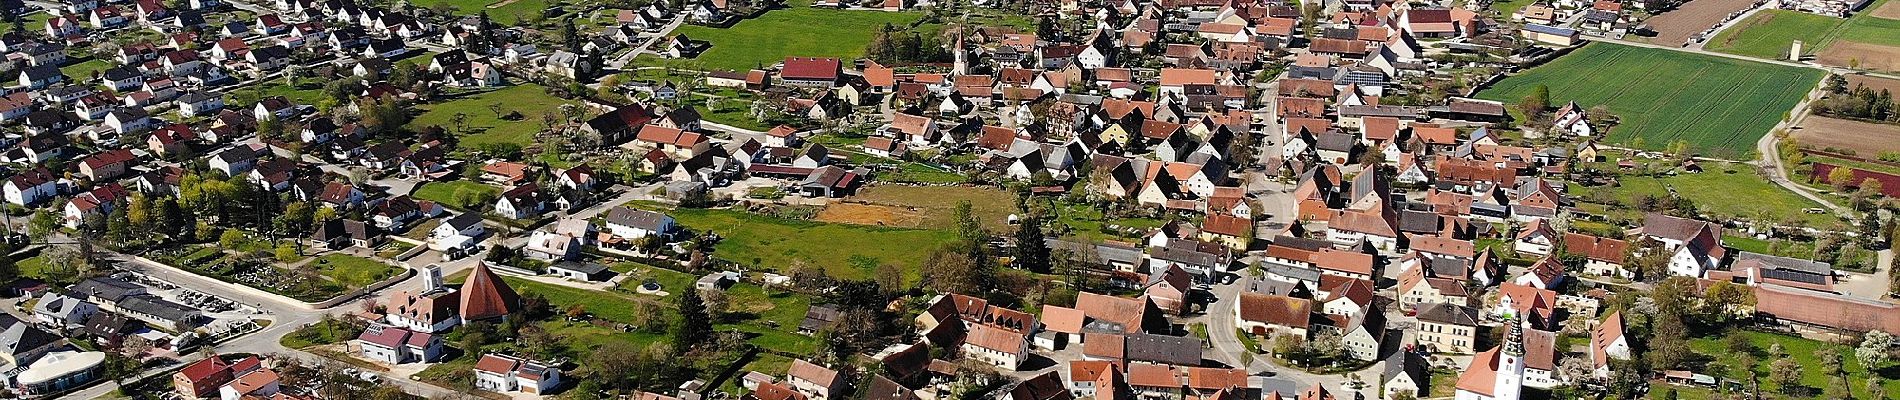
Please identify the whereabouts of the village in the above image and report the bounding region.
[0,0,1887,395]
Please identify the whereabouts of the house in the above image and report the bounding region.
[780,57,841,87]
[82,312,143,348]
[1513,220,1557,257]
[172,357,239,398]
[78,149,136,181]
[355,324,443,364]
[525,228,582,261]
[1590,311,1630,378]
[31,292,97,329]
[494,184,547,220]
[117,296,201,331]
[787,359,846,400]
[218,368,282,400]
[18,65,64,89]
[1416,303,1479,353]
[963,322,1030,370]
[1381,352,1429,400]
[1636,213,1724,277]
[310,219,382,249]
[1235,293,1312,338]
[473,353,562,394]
[63,184,131,228]
[176,92,224,117]
[1143,265,1196,315]
[604,207,678,241]
[633,124,711,158]
[429,213,486,252]
[799,166,861,197]
[548,262,612,282]
[147,124,199,156]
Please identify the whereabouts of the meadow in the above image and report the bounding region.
[670,0,932,71]
[1477,43,1823,158]
[1567,161,1836,226]
[1705,10,1844,59]
[404,84,578,148]
[629,202,959,281]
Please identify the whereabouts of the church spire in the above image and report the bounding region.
[1503,317,1525,357]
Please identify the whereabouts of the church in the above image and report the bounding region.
[1454,320,1526,400]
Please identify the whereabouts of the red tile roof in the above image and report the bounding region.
[780,57,840,81]
[459,262,519,320]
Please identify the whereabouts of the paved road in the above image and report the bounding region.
[610,14,688,69]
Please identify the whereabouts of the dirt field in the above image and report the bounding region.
[814,203,935,228]
[1845,74,1900,93]
[1646,0,1759,44]
[1872,0,1900,19]
[1816,41,1900,72]
[1792,116,1900,154]
[815,185,1018,230]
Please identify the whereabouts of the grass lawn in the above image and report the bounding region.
[227,80,328,107]
[408,0,546,25]
[1722,235,1818,258]
[405,84,576,148]
[310,254,401,287]
[60,58,113,82]
[1707,10,1845,59]
[1428,370,1459,397]
[844,185,1017,230]
[1570,164,1836,225]
[1476,43,1823,158]
[631,203,957,281]
[1047,201,1167,242]
[453,269,814,355]
[671,3,930,71]
[1490,0,1538,19]
[412,180,502,211]
[1689,331,1900,398]
[887,163,967,184]
[1822,0,1900,48]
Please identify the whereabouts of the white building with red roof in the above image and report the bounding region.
[355,324,443,364]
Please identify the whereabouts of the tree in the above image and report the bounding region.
[1724,332,1754,354]
[1768,358,1803,395]
[1817,347,1845,375]
[671,287,713,354]
[27,210,58,240]
[1013,214,1050,273]
[1518,84,1551,118]
[1859,330,1895,367]
[1831,166,1858,191]
[873,262,905,296]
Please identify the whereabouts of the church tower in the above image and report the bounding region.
[1495,320,1527,400]
[951,23,969,75]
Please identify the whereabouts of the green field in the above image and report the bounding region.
[1477,43,1823,158]
[60,58,113,82]
[1569,162,1835,225]
[408,0,546,25]
[412,180,502,210]
[631,202,957,281]
[1830,7,1900,47]
[1689,331,1900,399]
[310,254,401,287]
[228,81,327,108]
[405,84,576,148]
[1707,10,1845,59]
[671,0,931,71]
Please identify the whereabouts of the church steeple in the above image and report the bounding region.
[1504,318,1525,357]
[951,22,968,75]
